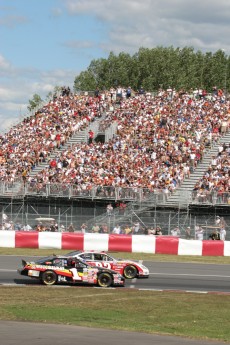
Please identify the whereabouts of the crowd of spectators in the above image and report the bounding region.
[0,85,229,202]
[0,89,105,184]
[192,142,230,204]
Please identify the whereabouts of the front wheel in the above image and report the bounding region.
[41,270,57,285]
[123,265,137,279]
[97,272,113,287]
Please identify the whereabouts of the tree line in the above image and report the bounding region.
[74,46,229,93]
[28,46,229,111]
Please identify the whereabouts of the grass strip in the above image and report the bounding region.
[0,286,229,342]
[1,247,230,264]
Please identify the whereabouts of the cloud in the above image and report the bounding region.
[0,54,11,70]
[0,14,28,27]
[1,0,230,134]
[0,55,78,133]
[65,0,230,54]
[63,40,95,49]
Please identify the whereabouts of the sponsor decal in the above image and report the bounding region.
[29,264,65,270]
[28,270,40,277]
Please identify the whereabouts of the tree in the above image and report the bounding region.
[73,46,230,93]
[27,94,43,112]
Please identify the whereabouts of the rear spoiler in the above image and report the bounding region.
[22,259,28,266]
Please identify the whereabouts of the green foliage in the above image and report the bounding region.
[73,46,229,92]
[27,94,43,112]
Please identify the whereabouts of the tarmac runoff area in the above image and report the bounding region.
[0,321,228,345]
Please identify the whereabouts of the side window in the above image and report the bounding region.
[83,253,93,260]
[75,260,86,268]
[53,259,62,266]
[94,254,102,261]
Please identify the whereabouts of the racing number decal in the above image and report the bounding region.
[70,268,81,280]
[94,262,111,269]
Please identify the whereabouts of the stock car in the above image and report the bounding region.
[18,255,125,287]
[65,251,149,279]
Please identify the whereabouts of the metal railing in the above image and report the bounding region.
[0,181,170,202]
[191,190,230,205]
[0,180,230,206]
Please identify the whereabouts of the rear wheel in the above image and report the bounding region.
[41,270,57,285]
[123,265,137,279]
[97,272,113,287]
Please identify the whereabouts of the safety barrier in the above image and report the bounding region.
[0,231,230,256]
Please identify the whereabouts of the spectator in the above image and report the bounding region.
[124,224,132,234]
[106,203,113,216]
[215,216,221,226]
[195,226,204,240]
[4,220,13,230]
[219,227,226,241]
[171,226,180,237]
[113,224,121,234]
[91,224,100,233]
[138,86,145,95]
[67,223,75,232]
[155,226,162,236]
[209,229,220,240]
[126,87,132,98]
[60,224,65,232]
[23,224,32,231]
[81,223,87,233]
[147,227,156,235]
[88,130,94,144]
[133,222,140,234]
[185,226,192,239]
[116,201,127,215]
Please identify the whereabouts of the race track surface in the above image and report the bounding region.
[0,321,227,345]
[1,255,230,345]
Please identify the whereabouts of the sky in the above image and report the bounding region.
[1,0,230,133]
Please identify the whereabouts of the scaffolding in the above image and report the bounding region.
[0,198,229,240]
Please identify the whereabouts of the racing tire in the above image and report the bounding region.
[41,270,58,286]
[123,265,138,279]
[97,272,113,287]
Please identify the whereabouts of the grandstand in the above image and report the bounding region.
[0,87,229,238]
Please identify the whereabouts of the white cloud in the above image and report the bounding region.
[0,54,11,69]
[0,14,28,28]
[1,0,230,134]
[0,55,77,133]
[65,0,230,54]
[64,40,95,49]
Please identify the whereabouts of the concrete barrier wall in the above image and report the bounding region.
[1,231,230,256]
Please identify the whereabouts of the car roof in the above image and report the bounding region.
[35,255,88,264]
[66,250,107,256]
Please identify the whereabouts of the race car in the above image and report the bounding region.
[65,251,149,279]
[18,255,125,287]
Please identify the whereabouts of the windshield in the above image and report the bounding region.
[35,256,56,263]
[65,251,81,257]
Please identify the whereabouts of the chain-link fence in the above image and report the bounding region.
[0,199,229,240]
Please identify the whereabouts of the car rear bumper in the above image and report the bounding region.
[17,268,28,276]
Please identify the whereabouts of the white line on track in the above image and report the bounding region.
[0,269,17,272]
[1,269,230,279]
[130,277,137,288]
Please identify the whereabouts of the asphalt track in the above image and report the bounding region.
[0,321,227,345]
[1,256,230,293]
[0,255,229,345]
